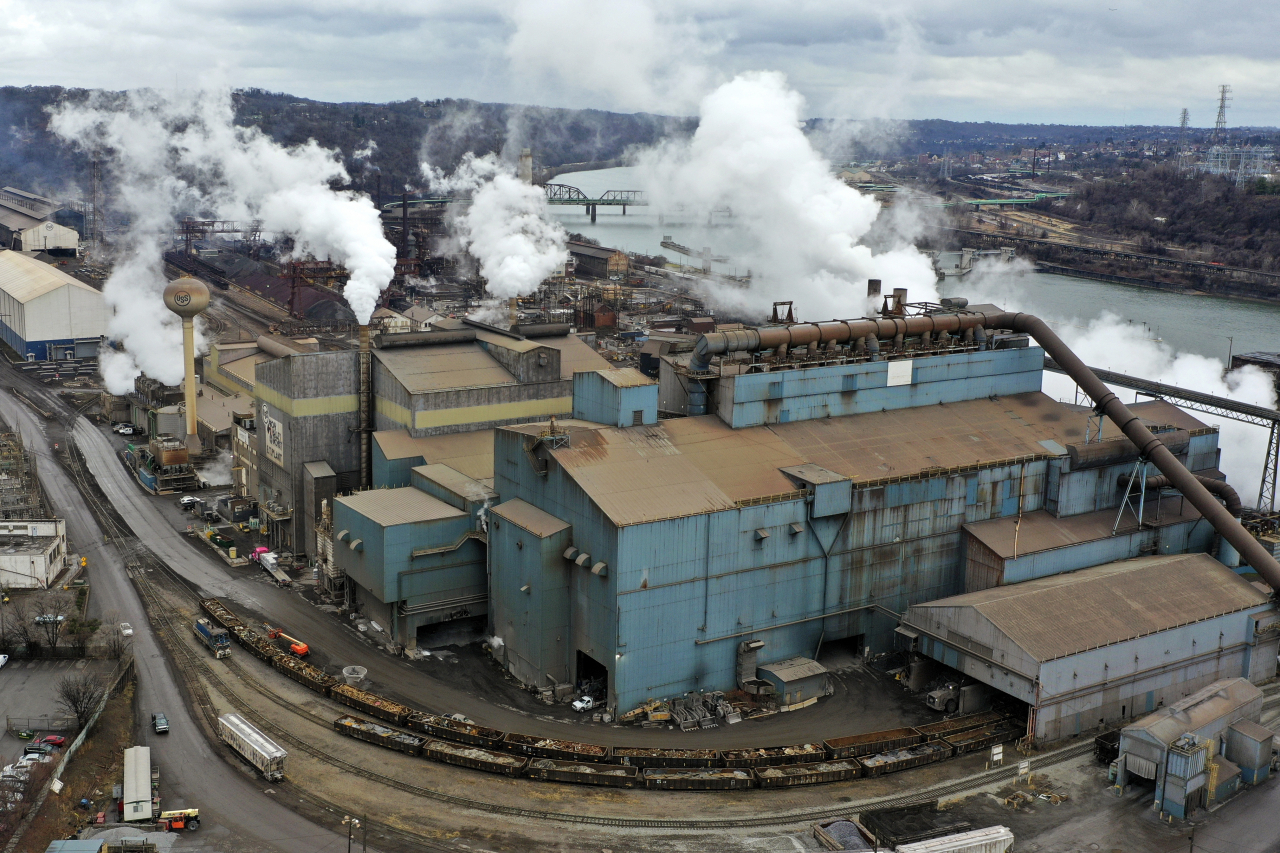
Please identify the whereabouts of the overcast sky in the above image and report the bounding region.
[2,0,1276,127]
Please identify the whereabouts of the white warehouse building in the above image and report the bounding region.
[0,250,106,361]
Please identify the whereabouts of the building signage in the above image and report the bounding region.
[261,406,285,467]
[886,359,914,387]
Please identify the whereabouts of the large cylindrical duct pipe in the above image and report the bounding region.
[687,308,1280,586]
[1119,473,1243,517]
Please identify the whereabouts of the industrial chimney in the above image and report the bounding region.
[518,148,533,185]
[162,277,210,454]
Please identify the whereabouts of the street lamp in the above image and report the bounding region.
[342,815,361,853]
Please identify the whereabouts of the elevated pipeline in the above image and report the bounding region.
[688,310,1280,588]
[1120,473,1243,517]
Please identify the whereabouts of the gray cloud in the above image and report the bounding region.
[1,0,1276,124]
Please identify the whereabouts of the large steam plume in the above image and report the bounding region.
[423,153,567,314]
[49,89,395,391]
[637,72,938,320]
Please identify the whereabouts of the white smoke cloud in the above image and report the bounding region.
[962,263,1277,504]
[49,88,395,391]
[423,153,567,305]
[637,71,938,321]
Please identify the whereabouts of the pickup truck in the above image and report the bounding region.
[571,696,597,713]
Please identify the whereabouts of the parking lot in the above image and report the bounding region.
[0,658,115,766]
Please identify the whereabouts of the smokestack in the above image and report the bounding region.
[891,288,908,315]
[518,148,533,184]
[867,279,881,298]
[162,277,210,454]
[358,325,372,489]
[509,297,518,329]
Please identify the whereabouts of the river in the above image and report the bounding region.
[547,166,1280,363]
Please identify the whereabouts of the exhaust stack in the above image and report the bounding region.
[358,324,372,489]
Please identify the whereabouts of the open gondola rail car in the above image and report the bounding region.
[217,713,287,781]
[754,759,863,788]
[502,733,611,762]
[273,655,337,693]
[722,743,825,768]
[860,741,954,778]
[941,723,1021,756]
[406,711,505,748]
[612,747,721,768]
[199,598,242,631]
[422,738,528,777]
[527,759,640,788]
[329,684,413,725]
[825,727,924,760]
[642,767,754,791]
[913,711,1006,741]
[333,715,425,756]
[230,626,286,665]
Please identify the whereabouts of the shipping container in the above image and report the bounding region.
[860,741,954,777]
[333,715,425,756]
[914,711,1005,740]
[406,712,505,748]
[612,746,721,768]
[199,598,243,630]
[329,684,413,725]
[722,743,825,768]
[217,713,286,781]
[421,738,528,777]
[942,724,1020,756]
[825,727,923,759]
[272,655,337,693]
[754,759,862,788]
[502,732,610,762]
[642,767,755,791]
[526,759,640,788]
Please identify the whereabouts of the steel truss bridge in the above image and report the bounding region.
[1045,358,1280,510]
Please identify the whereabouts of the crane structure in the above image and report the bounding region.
[261,622,310,656]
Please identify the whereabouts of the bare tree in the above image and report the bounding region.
[66,617,100,657]
[101,612,130,661]
[56,673,105,729]
[31,593,72,654]
[7,599,39,657]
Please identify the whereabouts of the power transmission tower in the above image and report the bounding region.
[1176,109,1190,172]
[1213,85,1231,142]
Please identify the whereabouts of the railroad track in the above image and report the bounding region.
[56,426,1098,835]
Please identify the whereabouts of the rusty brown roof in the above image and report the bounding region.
[337,487,464,526]
[965,495,1202,559]
[502,391,1087,526]
[909,554,1268,663]
[492,498,571,537]
[372,429,495,482]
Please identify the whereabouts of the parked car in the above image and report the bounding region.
[152,712,169,734]
[36,735,65,747]
[120,623,134,637]
[23,744,53,757]
[118,425,137,436]
[33,614,65,625]
[571,696,596,713]
[0,654,8,670]
[178,496,198,510]
[14,730,33,740]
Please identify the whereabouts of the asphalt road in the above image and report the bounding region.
[0,384,353,853]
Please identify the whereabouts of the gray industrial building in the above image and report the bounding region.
[1117,678,1271,818]
[322,297,1280,728]
[899,554,1276,741]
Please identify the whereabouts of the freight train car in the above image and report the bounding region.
[527,759,640,788]
[941,723,1020,756]
[199,598,242,631]
[642,767,754,791]
[754,759,862,788]
[329,684,413,725]
[230,626,286,665]
[913,711,1006,741]
[825,727,922,760]
[502,733,610,762]
[860,741,953,777]
[421,738,528,777]
[217,713,287,781]
[406,712,505,748]
[273,655,337,693]
[612,747,720,768]
[333,715,425,756]
[722,743,825,768]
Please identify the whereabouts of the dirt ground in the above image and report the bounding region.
[14,684,136,853]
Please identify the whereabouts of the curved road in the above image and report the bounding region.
[0,386,353,853]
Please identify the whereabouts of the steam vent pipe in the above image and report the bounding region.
[689,311,1280,588]
[358,324,372,489]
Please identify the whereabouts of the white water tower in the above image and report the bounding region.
[163,277,210,453]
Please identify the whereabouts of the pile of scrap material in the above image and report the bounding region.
[618,698,672,725]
